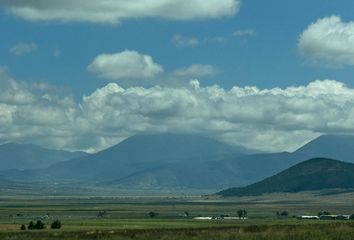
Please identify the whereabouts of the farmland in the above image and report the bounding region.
[0,191,353,239]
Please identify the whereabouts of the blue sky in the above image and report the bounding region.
[1,0,354,152]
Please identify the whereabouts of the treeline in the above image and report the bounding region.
[20,220,61,230]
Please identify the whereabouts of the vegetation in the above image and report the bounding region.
[148,212,159,218]
[50,220,61,229]
[2,222,354,240]
[0,193,353,239]
[318,211,331,216]
[237,209,247,218]
[276,211,288,218]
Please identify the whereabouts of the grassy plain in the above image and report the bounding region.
[0,191,353,239]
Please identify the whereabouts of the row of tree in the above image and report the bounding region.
[21,220,61,230]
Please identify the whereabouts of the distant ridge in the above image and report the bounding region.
[42,133,254,188]
[3,134,354,192]
[218,158,354,196]
[294,134,354,162]
[0,143,88,170]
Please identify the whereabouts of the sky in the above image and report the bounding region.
[1,0,354,153]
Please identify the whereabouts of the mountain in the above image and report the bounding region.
[0,143,88,170]
[210,134,354,186]
[293,135,354,162]
[3,134,354,193]
[218,158,354,196]
[41,133,254,185]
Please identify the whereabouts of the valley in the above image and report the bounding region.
[0,192,353,239]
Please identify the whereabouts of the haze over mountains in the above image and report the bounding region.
[0,143,87,170]
[1,134,354,193]
[43,134,253,188]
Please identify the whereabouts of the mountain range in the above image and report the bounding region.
[1,134,354,193]
[0,143,87,170]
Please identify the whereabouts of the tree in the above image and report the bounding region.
[148,212,158,218]
[34,220,45,229]
[237,209,247,219]
[318,211,331,217]
[282,211,288,217]
[350,214,354,220]
[20,224,26,230]
[51,220,61,229]
[276,210,288,218]
[97,210,107,218]
[28,221,35,230]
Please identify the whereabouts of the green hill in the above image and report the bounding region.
[218,158,354,196]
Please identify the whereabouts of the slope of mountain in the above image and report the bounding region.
[2,134,354,192]
[207,134,354,187]
[0,143,88,170]
[43,133,254,184]
[218,158,354,196]
[294,135,354,162]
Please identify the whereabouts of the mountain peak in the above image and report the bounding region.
[294,134,354,162]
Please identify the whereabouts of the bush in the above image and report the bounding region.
[28,221,35,230]
[27,220,45,230]
[148,212,158,218]
[20,224,26,230]
[237,209,247,218]
[35,220,45,229]
[51,220,62,229]
[318,211,331,216]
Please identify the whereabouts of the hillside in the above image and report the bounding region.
[0,143,88,170]
[42,133,252,185]
[2,134,354,192]
[219,158,354,196]
[211,134,354,186]
[294,135,354,162]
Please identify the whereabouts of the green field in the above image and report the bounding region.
[0,191,354,239]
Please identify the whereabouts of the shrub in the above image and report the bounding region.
[28,221,35,230]
[148,212,158,218]
[20,224,26,230]
[35,220,45,229]
[318,211,331,216]
[51,220,62,229]
[237,209,247,218]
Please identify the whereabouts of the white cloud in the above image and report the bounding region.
[2,67,354,153]
[299,16,354,66]
[172,34,200,47]
[0,0,240,24]
[233,29,256,37]
[88,50,164,81]
[10,43,37,56]
[174,64,219,78]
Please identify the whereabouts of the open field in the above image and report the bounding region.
[0,191,354,239]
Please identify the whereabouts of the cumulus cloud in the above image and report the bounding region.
[10,43,37,56]
[2,67,354,153]
[88,50,164,81]
[174,64,219,78]
[298,16,354,66]
[0,0,240,24]
[172,34,200,47]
